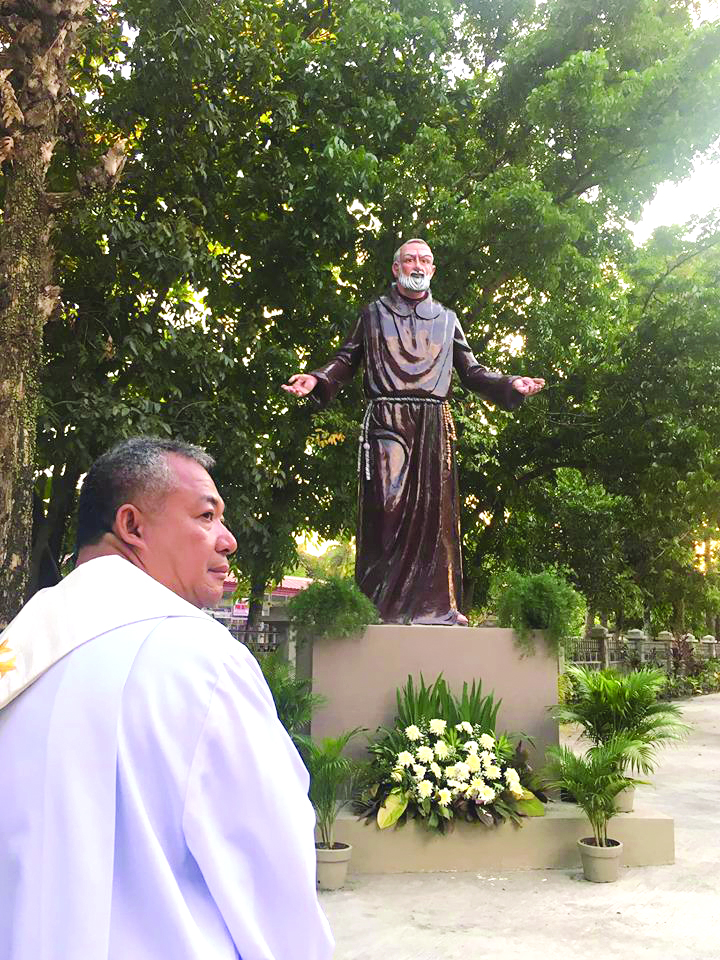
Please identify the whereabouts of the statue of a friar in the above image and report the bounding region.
[283,239,545,626]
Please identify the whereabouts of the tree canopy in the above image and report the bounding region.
[2,0,720,631]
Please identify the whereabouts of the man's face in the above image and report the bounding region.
[128,454,237,608]
[392,242,436,291]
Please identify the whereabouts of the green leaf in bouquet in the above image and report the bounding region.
[514,788,545,817]
[377,788,408,829]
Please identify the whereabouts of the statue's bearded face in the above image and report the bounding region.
[392,242,436,292]
[396,265,432,291]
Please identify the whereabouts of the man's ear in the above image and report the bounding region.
[114,503,145,549]
[391,260,400,279]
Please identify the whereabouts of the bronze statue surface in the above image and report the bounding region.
[283,240,544,625]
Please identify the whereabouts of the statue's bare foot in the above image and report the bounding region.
[456,612,468,626]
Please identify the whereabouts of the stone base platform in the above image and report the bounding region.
[332,803,675,873]
[308,624,560,768]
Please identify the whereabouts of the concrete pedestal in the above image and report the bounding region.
[331,803,674,873]
[308,625,675,873]
[309,624,559,767]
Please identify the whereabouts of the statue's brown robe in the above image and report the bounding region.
[310,285,522,625]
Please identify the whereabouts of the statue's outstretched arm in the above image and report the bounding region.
[452,319,525,411]
[284,313,365,410]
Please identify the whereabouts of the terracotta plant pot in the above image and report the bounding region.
[316,842,352,890]
[614,786,635,813]
[578,837,623,883]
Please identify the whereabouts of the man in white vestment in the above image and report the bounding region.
[0,438,334,960]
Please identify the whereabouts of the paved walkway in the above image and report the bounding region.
[320,694,720,959]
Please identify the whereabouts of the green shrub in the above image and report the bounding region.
[493,569,584,655]
[660,659,720,699]
[256,651,325,743]
[557,670,578,705]
[287,575,380,642]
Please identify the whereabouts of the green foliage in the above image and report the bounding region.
[493,569,584,655]
[660,658,720,700]
[543,737,643,846]
[287,575,380,642]
[256,651,324,743]
[15,0,720,633]
[557,670,578,706]
[394,674,501,732]
[295,541,355,581]
[499,469,642,619]
[551,666,690,773]
[300,729,364,848]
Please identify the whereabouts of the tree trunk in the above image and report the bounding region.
[245,571,267,632]
[47,463,81,566]
[642,600,652,635]
[671,597,685,635]
[461,574,475,615]
[704,540,714,634]
[28,460,80,596]
[0,126,56,624]
[0,1,91,626]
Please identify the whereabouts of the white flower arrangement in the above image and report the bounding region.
[416,744,435,764]
[361,717,544,834]
[453,761,471,781]
[466,752,482,773]
[417,779,433,799]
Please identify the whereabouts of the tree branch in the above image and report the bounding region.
[640,233,720,317]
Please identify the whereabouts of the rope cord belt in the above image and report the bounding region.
[358,396,457,479]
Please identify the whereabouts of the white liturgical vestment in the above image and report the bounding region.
[0,556,333,960]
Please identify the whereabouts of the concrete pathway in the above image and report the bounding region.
[320,694,720,959]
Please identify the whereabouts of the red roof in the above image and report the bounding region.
[222,574,313,598]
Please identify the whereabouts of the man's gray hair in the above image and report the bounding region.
[393,238,432,263]
[76,436,215,550]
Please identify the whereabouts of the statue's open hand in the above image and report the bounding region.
[512,377,545,396]
[281,373,318,397]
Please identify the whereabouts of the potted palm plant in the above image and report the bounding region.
[550,666,689,811]
[543,736,644,882]
[301,728,364,890]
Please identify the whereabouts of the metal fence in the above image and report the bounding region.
[207,614,289,655]
[566,630,719,674]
